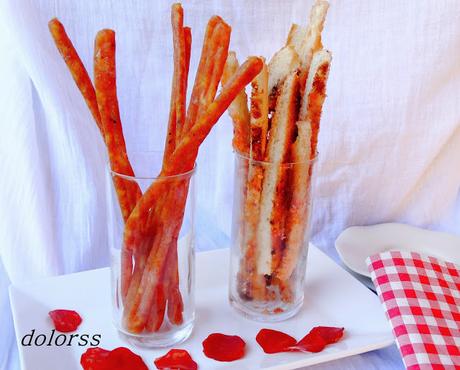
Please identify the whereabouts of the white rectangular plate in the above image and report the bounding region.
[9,245,394,370]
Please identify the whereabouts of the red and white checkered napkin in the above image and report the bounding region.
[366,251,460,370]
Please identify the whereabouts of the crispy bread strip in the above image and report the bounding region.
[195,23,231,123]
[277,50,331,282]
[94,30,143,299]
[222,52,250,154]
[238,61,269,300]
[164,3,186,159]
[274,120,311,283]
[165,245,184,326]
[145,179,188,332]
[299,50,331,154]
[160,5,190,329]
[48,18,103,135]
[165,98,177,162]
[94,30,141,219]
[297,0,329,88]
[182,16,222,133]
[256,72,299,276]
[145,280,168,332]
[267,46,300,111]
[172,4,187,142]
[184,27,192,78]
[249,60,269,160]
[286,23,307,51]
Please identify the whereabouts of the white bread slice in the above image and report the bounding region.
[297,0,329,82]
[256,72,299,275]
[275,120,312,282]
[222,51,250,154]
[249,60,269,160]
[238,61,269,300]
[276,50,331,281]
[299,50,332,122]
[267,46,300,100]
[286,23,307,53]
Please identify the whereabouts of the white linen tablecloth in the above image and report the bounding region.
[1,0,459,369]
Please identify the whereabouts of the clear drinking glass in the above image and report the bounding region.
[229,152,316,322]
[107,152,195,347]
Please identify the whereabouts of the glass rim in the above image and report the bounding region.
[234,150,318,166]
[108,162,197,181]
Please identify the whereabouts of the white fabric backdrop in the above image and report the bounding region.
[1,0,459,369]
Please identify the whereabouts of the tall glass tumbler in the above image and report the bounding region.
[229,152,316,322]
[107,152,195,347]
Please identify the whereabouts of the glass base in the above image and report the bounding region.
[116,321,193,348]
[229,295,303,322]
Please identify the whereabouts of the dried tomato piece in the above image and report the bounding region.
[49,309,82,332]
[310,326,344,344]
[290,331,327,353]
[80,347,110,370]
[105,347,148,370]
[80,347,148,370]
[289,326,345,353]
[202,333,246,362]
[154,349,198,370]
[255,329,297,354]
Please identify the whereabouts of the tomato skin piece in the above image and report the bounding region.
[80,347,110,370]
[288,331,327,353]
[288,326,345,353]
[255,329,297,354]
[154,349,198,370]
[80,347,148,370]
[202,333,246,362]
[310,326,345,344]
[256,326,345,354]
[105,347,148,370]
[49,309,82,333]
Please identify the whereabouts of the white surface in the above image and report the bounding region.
[9,246,393,370]
[336,223,460,278]
[2,1,460,369]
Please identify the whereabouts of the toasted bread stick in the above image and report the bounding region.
[172,4,187,142]
[267,46,300,111]
[94,30,141,219]
[165,244,184,326]
[222,51,250,154]
[239,61,269,300]
[184,27,192,78]
[296,0,329,89]
[299,50,331,155]
[165,4,185,159]
[48,18,103,135]
[182,16,223,134]
[94,30,143,299]
[203,24,231,105]
[164,17,192,326]
[286,23,307,51]
[277,50,331,282]
[256,72,299,276]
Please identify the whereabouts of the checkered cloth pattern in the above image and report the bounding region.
[366,251,460,370]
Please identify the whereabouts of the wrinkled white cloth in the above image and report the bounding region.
[0,0,459,369]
